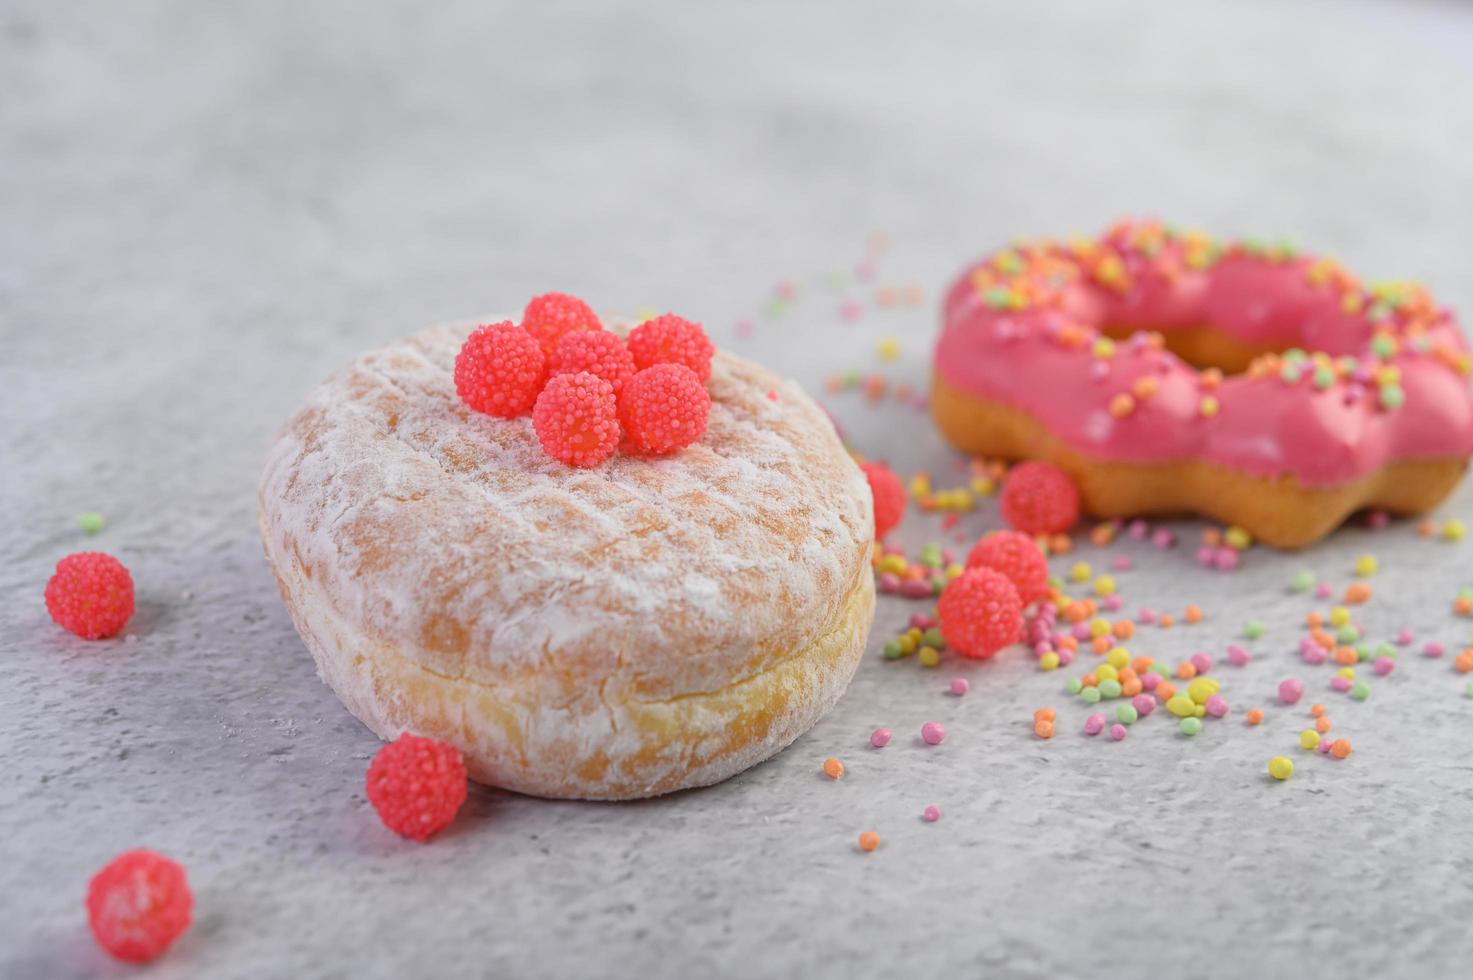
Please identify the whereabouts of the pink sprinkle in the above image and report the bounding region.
[734,318,755,338]
[1330,676,1353,693]
[900,580,933,598]
[1129,519,1150,539]
[1226,644,1251,667]
[940,548,955,565]
[1111,555,1133,571]
[1314,582,1334,599]
[1424,642,1446,658]
[1196,546,1217,568]
[855,259,878,282]
[877,573,901,593]
[1213,547,1240,571]
[1132,693,1156,717]
[1033,642,1053,656]
[909,613,931,629]
[1141,672,1161,692]
[1152,528,1176,549]
[1373,656,1395,676]
[1072,622,1091,640]
[949,677,970,696]
[1395,628,1414,646]
[1058,648,1075,666]
[1109,724,1127,741]
[870,727,892,748]
[922,805,942,823]
[774,280,798,300]
[1190,652,1213,674]
[1205,694,1229,718]
[1301,644,1328,666]
[1317,737,1335,754]
[921,721,945,745]
[1083,713,1106,736]
[1137,608,1157,624]
[1102,595,1124,612]
[1278,678,1305,705]
[840,299,865,322]
[1367,509,1390,530]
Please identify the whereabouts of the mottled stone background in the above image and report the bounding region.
[4,1,1472,977]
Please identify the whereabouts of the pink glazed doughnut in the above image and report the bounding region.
[932,219,1473,548]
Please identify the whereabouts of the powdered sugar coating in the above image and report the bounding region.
[258,319,874,799]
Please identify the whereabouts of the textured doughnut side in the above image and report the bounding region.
[258,322,875,799]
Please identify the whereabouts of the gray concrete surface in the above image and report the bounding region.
[4,1,1473,977]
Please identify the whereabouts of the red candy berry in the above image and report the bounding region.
[86,850,192,963]
[548,329,637,395]
[618,363,711,455]
[859,461,906,539]
[966,530,1050,605]
[365,733,468,842]
[532,371,621,468]
[937,567,1023,660]
[454,321,546,418]
[626,314,715,382]
[1000,460,1081,534]
[521,292,602,357]
[45,552,134,639]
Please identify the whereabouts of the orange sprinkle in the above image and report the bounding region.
[1033,707,1056,723]
[1131,656,1154,674]
[1176,661,1197,680]
[1132,376,1161,400]
[1310,703,1326,718]
[858,831,881,852]
[1091,636,1111,654]
[1334,646,1359,666]
[1156,681,1177,702]
[1455,651,1473,673]
[1312,629,1335,651]
[1330,739,1352,760]
[823,757,845,780]
[1344,582,1372,605]
[1059,636,1079,652]
[1034,719,1055,739]
[1158,613,1175,629]
[1306,611,1324,628]
[1201,528,1223,547]
[1113,620,1135,640]
[1184,604,1203,624]
[1455,596,1472,616]
[1081,673,1098,687]
[1418,519,1438,537]
[1200,367,1224,389]
[1065,601,1090,623]
[1121,677,1142,698]
[1109,393,1136,418]
[1315,717,1332,734]
[1246,708,1264,725]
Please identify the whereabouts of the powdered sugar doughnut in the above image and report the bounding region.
[933,219,1473,548]
[258,321,874,800]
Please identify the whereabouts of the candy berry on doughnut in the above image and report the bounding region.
[365,733,468,842]
[1000,461,1080,535]
[859,460,906,539]
[45,551,135,639]
[533,371,622,468]
[548,329,637,395]
[86,849,193,962]
[618,362,712,455]
[966,530,1050,605]
[453,320,546,418]
[937,567,1023,659]
[626,314,716,381]
[521,292,602,357]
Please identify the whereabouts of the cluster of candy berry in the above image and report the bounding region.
[454,293,715,467]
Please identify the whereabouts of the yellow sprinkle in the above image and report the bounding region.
[1354,554,1378,577]
[1444,520,1467,542]
[1094,575,1116,597]
[1198,395,1220,418]
[918,646,941,668]
[877,337,902,361]
[1329,606,1351,627]
[1070,562,1092,583]
[1224,526,1252,550]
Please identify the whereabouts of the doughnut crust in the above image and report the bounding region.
[258,323,874,800]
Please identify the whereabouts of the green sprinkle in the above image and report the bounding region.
[1368,301,1393,322]
[1081,686,1102,704]
[1291,570,1316,592]
[1179,717,1203,736]
[78,512,105,534]
[1337,625,1361,644]
[1066,677,1084,695]
[1241,238,1268,256]
[1465,681,1473,699]
[1371,335,1396,359]
[984,288,1012,309]
[1356,644,1373,663]
[1150,664,1171,677]
[1244,620,1267,640]
[1280,363,1303,384]
[1048,575,1065,591]
[1351,681,1371,701]
[1117,704,1139,726]
[883,639,903,660]
[1284,348,1309,364]
[1312,366,1335,390]
[1098,679,1123,699]
[1379,385,1405,410]
[1375,643,1396,660]
[922,627,945,648]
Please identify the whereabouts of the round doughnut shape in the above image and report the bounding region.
[258,322,875,800]
[933,219,1473,548]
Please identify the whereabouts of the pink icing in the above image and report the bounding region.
[935,220,1473,486]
